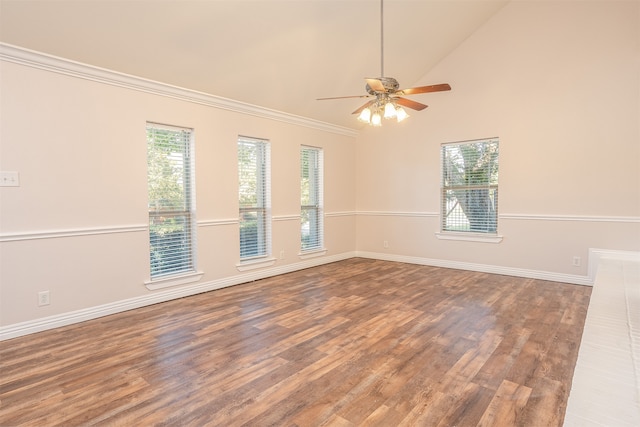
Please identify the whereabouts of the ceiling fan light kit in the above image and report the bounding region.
[317,0,451,127]
[358,98,409,125]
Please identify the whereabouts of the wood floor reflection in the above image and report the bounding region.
[0,258,591,426]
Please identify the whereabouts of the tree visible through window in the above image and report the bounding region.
[238,137,271,259]
[301,146,323,251]
[441,138,499,233]
[147,123,195,278]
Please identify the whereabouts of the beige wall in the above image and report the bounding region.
[355,1,640,275]
[1,0,639,338]
[0,60,357,332]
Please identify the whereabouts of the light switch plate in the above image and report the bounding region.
[0,171,20,187]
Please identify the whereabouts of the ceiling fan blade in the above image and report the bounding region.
[352,100,376,115]
[396,83,451,96]
[395,97,428,111]
[365,78,387,92]
[317,95,372,100]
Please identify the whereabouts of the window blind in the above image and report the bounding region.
[147,123,196,278]
[238,137,271,259]
[441,138,499,233]
[301,146,323,251]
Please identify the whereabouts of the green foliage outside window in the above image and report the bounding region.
[147,125,193,277]
[442,140,499,233]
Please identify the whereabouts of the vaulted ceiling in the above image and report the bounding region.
[0,0,509,129]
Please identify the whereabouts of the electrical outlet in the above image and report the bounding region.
[572,256,581,267]
[279,250,285,259]
[383,240,389,248]
[38,291,50,306]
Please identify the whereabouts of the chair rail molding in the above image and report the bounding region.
[0,224,148,242]
[500,213,640,223]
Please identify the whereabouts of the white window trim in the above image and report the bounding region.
[435,231,503,243]
[298,248,328,259]
[146,122,198,281]
[238,136,272,260]
[236,257,277,271]
[145,271,204,290]
[300,145,324,252]
[440,137,500,237]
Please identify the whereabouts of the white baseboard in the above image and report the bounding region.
[356,251,594,286]
[0,251,356,341]
[4,249,638,341]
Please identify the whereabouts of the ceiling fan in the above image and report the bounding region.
[317,0,451,126]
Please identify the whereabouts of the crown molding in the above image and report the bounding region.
[0,43,359,138]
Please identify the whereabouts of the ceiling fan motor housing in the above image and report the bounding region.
[366,77,400,95]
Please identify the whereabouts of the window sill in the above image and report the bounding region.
[298,248,327,259]
[435,232,503,243]
[236,257,277,272]
[145,271,204,290]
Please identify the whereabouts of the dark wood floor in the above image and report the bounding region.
[0,258,591,426]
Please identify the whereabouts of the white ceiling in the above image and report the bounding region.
[0,0,508,129]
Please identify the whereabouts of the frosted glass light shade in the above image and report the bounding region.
[396,106,409,122]
[358,107,372,123]
[371,112,382,126]
[383,102,397,118]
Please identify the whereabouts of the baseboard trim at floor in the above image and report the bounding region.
[356,251,594,286]
[0,252,355,341]
[5,249,634,341]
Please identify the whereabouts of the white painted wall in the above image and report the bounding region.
[355,0,640,278]
[1,0,639,339]
[0,57,357,335]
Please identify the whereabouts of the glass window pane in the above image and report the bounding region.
[238,137,270,259]
[441,139,499,234]
[147,123,195,278]
[301,147,323,251]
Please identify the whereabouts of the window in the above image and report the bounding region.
[300,146,323,251]
[441,138,499,234]
[147,123,196,279]
[238,137,271,259]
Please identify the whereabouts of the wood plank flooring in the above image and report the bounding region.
[0,258,591,426]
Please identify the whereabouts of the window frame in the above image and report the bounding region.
[146,122,198,281]
[237,136,272,261]
[437,138,502,243]
[300,145,324,253]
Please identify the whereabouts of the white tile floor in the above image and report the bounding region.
[564,254,640,426]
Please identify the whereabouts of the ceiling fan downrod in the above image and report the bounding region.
[315,0,451,126]
[380,0,384,78]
